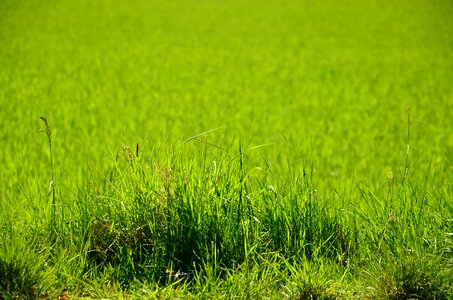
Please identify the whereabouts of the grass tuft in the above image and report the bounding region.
[0,243,48,299]
[369,254,452,299]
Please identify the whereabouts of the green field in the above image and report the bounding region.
[1,0,452,298]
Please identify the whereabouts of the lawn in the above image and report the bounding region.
[1,0,452,298]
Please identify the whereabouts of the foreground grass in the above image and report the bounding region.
[1,136,452,298]
[1,0,452,298]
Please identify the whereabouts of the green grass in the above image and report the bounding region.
[1,0,452,298]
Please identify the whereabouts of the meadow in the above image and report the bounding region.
[0,0,452,298]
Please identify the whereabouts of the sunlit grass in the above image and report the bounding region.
[1,0,452,298]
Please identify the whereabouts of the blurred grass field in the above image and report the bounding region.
[1,0,452,298]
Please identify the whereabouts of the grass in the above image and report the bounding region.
[1,0,452,298]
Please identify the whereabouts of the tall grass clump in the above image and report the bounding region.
[352,139,453,299]
[356,182,453,298]
[56,138,354,290]
[0,240,50,299]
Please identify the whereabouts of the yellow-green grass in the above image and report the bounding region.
[1,0,452,298]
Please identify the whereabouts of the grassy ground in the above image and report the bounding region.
[1,0,452,298]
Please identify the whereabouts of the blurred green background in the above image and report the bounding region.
[1,0,452,195]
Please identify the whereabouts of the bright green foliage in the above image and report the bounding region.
[0,0,452,298]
